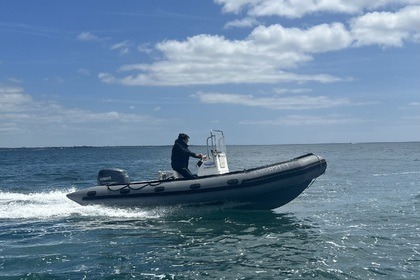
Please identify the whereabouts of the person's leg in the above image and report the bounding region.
[175,167,194,179]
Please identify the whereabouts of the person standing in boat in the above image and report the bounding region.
[171,133,204,179]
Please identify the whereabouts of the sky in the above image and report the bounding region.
[1,0,419,147]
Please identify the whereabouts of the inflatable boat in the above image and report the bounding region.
[67,130,327,210]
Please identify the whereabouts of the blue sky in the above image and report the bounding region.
[1,0,419,147]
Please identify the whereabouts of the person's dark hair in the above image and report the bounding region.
[178,133,190,140]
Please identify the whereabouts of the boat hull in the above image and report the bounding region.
[66,153,327,210]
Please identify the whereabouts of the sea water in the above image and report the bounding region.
[0,143,419,279]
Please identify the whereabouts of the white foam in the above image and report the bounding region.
[0,188,162,220]
[373,171,420,177]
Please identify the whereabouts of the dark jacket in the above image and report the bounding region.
[171,139,200,170]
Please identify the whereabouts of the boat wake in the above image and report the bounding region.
[0,188,163,221]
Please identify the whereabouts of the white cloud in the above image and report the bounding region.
[274,88,312,94]
[98,72,117,84]
[239,114,366,126]
[100,67,342,86]
[97,3,419,87]
[0,85,167,140]
[215,0,420,18]
[111,40,131,55]
[0,85,31,111]
[249,22,352,53]
[77,68,91,76]
[192,91,349,110]
[0,85,24,94]
[99,23,351,86]
[138,43,152,53]
[351,5,420,47]
[7,77,23,83]
[76,31,100,41]
[138,43,155,57]
[224,17,260,28]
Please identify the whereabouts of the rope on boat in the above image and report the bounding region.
[107,180,163,192]
[307,178,317,189]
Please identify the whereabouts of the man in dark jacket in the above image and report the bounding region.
[171,133,204,178]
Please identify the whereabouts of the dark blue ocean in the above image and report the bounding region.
[1,143,419,279]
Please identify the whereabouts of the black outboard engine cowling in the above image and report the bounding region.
[97,168,130,186]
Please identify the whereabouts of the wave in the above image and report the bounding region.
[372,171,420,177]
[0,188,163,220]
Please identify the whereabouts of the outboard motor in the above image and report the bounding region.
[97,168,130,186]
